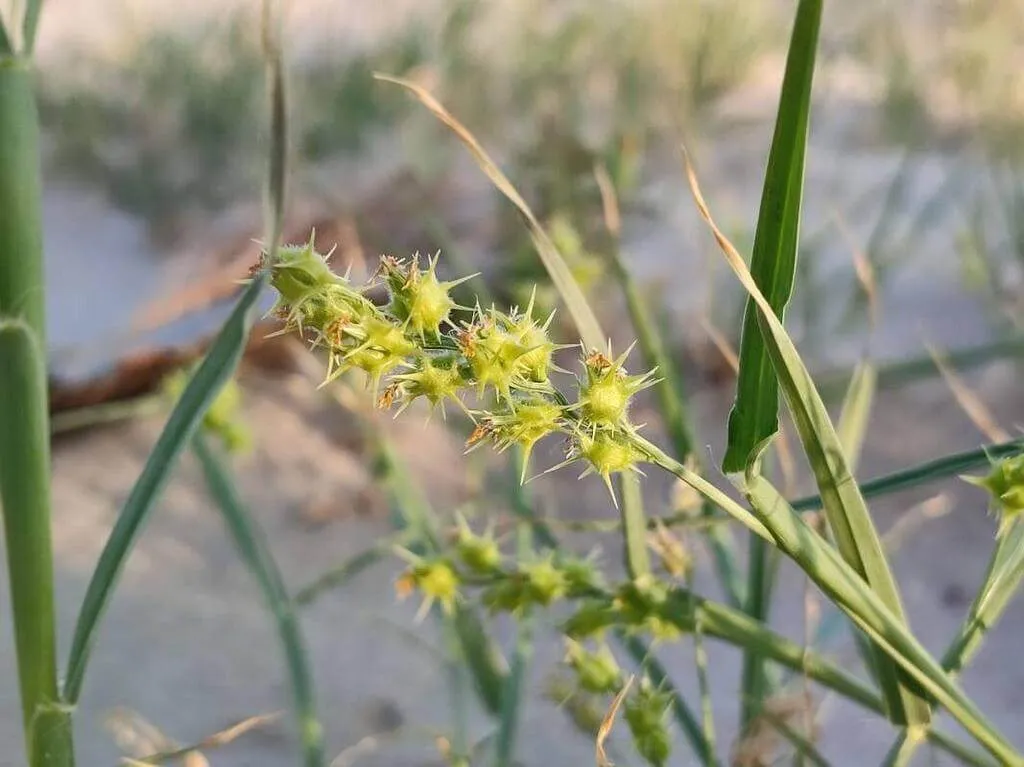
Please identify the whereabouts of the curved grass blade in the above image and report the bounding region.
[684,152,930,726]
[722,0,822,473]
[885,519,1024,766]
[737,469,1018,764]
[62,274,267,704]
[718,0,822,729]
[375,73,604,352]
[192,435,323,766]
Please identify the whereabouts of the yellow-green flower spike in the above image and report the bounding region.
[564,639,622,694]
[568,428,645,504]
[388,354,468,418]
[267,233,376,338]
[505,289,559,383]
[380,253,474,340]
[624,678,672,767]
[395,556,461,620]
[964,451,1024,534]
[458,310,534,402]
[575,344,658,428]
[453,514,502,573]
[467,397,566,482]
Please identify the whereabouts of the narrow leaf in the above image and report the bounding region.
[685,152,930,726]
[791,436,1024,513]
[722,0,822,472]
[293,537,407,607]
[63,274,267,704]
[943,520,1024,675]
[193,436,323,766]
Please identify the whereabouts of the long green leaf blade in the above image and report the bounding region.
[738,470,1017,763]
[62,274,267,704]
[192,435,324,766]
[722,0,821,473]
[686,154,931,726]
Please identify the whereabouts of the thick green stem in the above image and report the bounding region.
[0,57,70,766]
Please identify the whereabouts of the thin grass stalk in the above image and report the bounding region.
[0,52,71,766]
[494,449,535,767]
[192,435,324,766]
[595,166,742,606]
[372,438,508,717]
[791,436,1024,513]
[688,571,717,761]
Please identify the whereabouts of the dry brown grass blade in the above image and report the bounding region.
[596,675,635,767]
[831,209,880,334]
[594,164,622,239]
[121,712,282,765]
[374,73,606,351]
[697,316,740,374]
[927,344,1010,443]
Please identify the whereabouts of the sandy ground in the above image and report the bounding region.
[2,1,1023,765]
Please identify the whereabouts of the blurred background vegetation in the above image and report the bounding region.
[34,0,1024,364]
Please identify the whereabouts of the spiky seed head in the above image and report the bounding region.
[574,429,644,498]
[454,516,502,573]
[390,355,466,413]
[470,397,565,479]
[564,640,622,694]
[964,451,1024,532]
[395,559,460,616]
[460,313,531,401]
[381,253,468,339]
[523,558,569,606]
[576,344,657,427]
[624,678,673,767]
